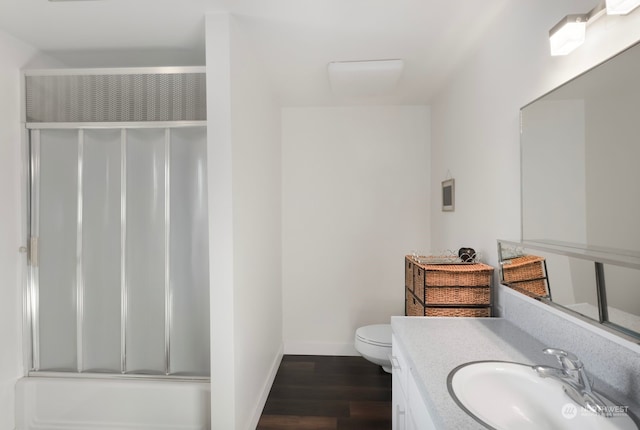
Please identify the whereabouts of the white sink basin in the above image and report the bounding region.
[448,361,639,430]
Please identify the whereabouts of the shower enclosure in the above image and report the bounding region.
[18,68,210,429]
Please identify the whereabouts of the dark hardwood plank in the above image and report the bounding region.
[337,417,393,430]
[349,401,392,419]
[267,384,391,402]
[261,398,350,418]
[257,415,337,430]
[278,360,316,372]
[257,355,392,429]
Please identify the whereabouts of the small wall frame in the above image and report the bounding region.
[442,178,455,212]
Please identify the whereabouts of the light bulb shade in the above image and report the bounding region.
[549,15,587,56]
[606,0,640,14]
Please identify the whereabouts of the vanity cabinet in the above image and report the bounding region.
[392,365,407,430]
[405,256,494,317]
[391,334,437,430]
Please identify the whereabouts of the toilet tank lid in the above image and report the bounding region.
[356,324,392,345]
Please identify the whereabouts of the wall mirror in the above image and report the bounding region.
[520,40,640,255]
[500,39,640,342]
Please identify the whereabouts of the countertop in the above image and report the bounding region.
[390,316,565,429]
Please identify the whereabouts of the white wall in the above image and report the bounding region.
[206,13,282,430]
[0,29,63,430]
[230,16,283,430]
[206,15,235,430]
[430,0,640,300]
[282,106,430,354]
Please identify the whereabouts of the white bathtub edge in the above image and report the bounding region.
[15,376,211,430]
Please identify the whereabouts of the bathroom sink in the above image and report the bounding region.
[447,361,639,430]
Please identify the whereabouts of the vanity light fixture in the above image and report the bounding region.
[550,0,639,56]
[606,0,640,14]
[549,14,589,56]
[549,1,607,56]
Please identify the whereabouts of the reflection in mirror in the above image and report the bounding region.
[551,256,598,319]
[498,242,599,322]
[603,264,640,335]
[498,240,640,340]
[500,251,550,299]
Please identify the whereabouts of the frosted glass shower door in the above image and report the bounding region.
[37,130,79,371]
[82,129,122,372]
[30,125,209,377]
[169,127,209,375]
[125,128,167,374]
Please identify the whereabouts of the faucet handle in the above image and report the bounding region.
[542,348,596,399]
[543,348,583,371]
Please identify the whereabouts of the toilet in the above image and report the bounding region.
[354,324,392,373]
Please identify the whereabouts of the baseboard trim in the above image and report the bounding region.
[283,341,359,356]
[246,343,284,430]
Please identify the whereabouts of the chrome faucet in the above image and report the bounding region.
[533,348,613,417]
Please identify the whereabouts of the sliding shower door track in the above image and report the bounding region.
[28,370,209,382]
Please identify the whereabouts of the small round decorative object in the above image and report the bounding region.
[458,247,476,263]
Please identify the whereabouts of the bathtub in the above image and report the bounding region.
[15,376,210,430]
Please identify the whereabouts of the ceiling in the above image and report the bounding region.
[0,0,511,106]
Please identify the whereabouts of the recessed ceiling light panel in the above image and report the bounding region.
[327,59,404,97]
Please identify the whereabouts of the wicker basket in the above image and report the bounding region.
[501,255,548,297]
[414,263,493,306]
[425,286,490,305]
[405,258,414,291]
[406,291,491,317]
[425,307,491,317]
[421,263,493,287]
[405,257,494,318]
[406,291,424,316]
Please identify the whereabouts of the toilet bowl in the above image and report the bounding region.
[354,324,392,373]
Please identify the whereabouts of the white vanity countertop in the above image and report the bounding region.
[391,316,562,429]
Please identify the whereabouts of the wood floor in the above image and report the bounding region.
[257,355,392,430]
